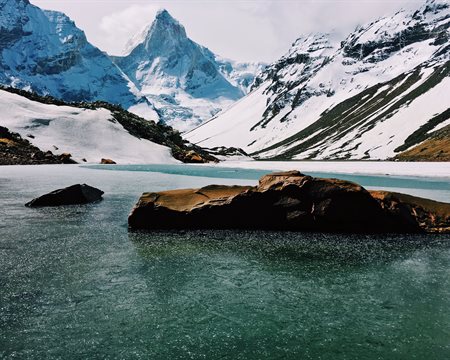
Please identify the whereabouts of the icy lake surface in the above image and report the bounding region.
[1,164,449,359]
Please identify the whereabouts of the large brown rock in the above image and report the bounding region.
[370,191,450,233]
[128,171,450,233]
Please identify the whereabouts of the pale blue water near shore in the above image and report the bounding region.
[1,164,449,359]
[87,163,450,202]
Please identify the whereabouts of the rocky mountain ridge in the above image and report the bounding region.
[0,0,158,119]
[114,9,264,130]
[186,0,450,161]
[0,2,262,129]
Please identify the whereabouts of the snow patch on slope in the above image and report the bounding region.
[0,89,177,164]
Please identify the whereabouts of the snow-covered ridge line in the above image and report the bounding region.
[186,0,450,161]
[114,9,265,130]
[0,87,219,164]
[0,88,176,164]
[0,0,158,120]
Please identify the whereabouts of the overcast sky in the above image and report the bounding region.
[31,0,424,63]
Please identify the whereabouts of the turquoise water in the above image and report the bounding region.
[1,164,449,359]
[86,163,450,202]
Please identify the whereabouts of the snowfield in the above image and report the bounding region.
[0,90,178,164]
[213,160,450,178]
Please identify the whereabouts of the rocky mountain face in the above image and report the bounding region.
[186,0,450,161]
[0,0,157,119]
[114,10,264,130]
[0,125,76,165]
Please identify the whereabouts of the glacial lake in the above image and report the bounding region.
[1,164,449,359]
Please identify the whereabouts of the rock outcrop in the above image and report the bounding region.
[370,191,450,233]
[128,171,450,233]
[26,184,104,207]
[0,125,77,165]
[100,158,116,164]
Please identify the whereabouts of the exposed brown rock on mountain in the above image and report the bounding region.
[394,124,450,161]
[0,126,76,165]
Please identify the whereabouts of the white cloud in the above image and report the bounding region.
[99,4,160,55]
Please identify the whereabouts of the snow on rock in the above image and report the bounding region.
[186,0,450,160]
[0,0,158,120]
[0,89,177,164]
[114,9,264,130]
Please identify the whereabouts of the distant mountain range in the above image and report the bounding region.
[0,0,263,130]
[186,0,450,161]
[1,0,449,162]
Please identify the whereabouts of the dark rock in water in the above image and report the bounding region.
[26,184,104,207]
[128,170,450,233]
[100,158,116,164]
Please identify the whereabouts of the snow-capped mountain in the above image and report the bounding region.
[0,0,157,120]
[186,0,450,160]
[114,9,264,131]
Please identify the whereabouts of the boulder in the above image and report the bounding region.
[128,170,450,233]
[59,152,77,164]
[101,158,116,164]
[26,184,104,207]
[183,150,205,163]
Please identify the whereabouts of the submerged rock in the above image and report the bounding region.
[128,170,450,233]
[26,184,104,207]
